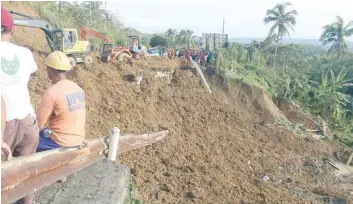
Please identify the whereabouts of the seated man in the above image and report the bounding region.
[36,51,86,152]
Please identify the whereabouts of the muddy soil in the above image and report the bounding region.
[3,2,353,204]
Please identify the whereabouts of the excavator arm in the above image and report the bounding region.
[10,10,58,51]
[80,26,111,43]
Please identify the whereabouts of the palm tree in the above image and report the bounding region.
[264,2,298,67]
[320,16,353,58]
[165,28,178,42]
[177,29,195,48]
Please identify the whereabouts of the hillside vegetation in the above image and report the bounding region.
[26,1,146,48]
[4,1,353,203]
[208,3,353,147]
[153,2,353,147]
[21,1,353,146]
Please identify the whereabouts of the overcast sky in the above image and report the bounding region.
[107,0,353,40]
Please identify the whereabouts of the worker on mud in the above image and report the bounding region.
[167,48,174,59]
[184,49,190,61]
[175,50,180,58]
[36,51,86,152]
[207,51,213,64]
[1,7,39,203]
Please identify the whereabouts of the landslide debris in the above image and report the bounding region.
[4,2,352,203]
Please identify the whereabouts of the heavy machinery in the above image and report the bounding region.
[126,35,143,58]
[10,10,93,68]
[80,26,132,63]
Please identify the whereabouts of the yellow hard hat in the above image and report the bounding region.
[44,51,72,71]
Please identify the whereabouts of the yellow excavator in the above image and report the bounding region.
[10,10,93,69]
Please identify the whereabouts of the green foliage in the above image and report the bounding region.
[263,2,298,66]
[264,2,298,39]
[163,28,196,49]
[216,34,353,146]
[149,35,167,47]
[320,16,353,58]
[27,1,135,49]
[309,69,353,117]
[26,1,353,147]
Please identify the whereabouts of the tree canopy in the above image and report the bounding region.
[150,35,168,47]
[320,16,353,58]
[263,2,298,66]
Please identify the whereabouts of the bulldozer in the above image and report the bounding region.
[10,10,93,68]
[79,27,132,63]
[126,35,150,58]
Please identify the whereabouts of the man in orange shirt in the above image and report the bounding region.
[36,51,86,152]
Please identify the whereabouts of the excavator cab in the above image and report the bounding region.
[63,30,77,49]
[99,43,114,61]
[10,10,92,68]
[60,29,90,54]
[127,35,142,54]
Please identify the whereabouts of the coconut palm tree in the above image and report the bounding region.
[264,2,298,67]
[165,28,178,42]
[177,29,195,48]
[320,16,353,59]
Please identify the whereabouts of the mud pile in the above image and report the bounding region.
[4,2,352,203]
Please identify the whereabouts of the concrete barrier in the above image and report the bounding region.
[35,159,131,204]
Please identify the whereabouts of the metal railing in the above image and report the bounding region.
[1,129,169,203]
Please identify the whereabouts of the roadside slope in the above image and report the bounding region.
[3,2,351,204]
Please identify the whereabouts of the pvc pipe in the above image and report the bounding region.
[108,127,120,162]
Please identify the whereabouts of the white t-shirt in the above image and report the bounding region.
[0,41,37,121]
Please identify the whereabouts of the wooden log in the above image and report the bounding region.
[188,57,212,93]
[118,130,169,154]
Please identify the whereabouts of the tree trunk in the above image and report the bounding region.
[273,35,279,68]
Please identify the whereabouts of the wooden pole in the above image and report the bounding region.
[189,57,212,94]
[108,127,120,162]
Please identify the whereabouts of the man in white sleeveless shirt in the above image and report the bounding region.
[1,7,39,204]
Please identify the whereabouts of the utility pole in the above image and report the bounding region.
[89,3,92,41]
[222,18,225,34]
[104,1,107,32]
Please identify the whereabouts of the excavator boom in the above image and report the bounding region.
[9,11,93,68]
[80,26,111,43]
[10,10,56,51]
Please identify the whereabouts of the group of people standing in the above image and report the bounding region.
[1,7,86,204]
[179,49,214,65]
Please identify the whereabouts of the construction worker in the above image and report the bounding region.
[1,7,39,204]
[36,51,86,152]
[184,49,190,60]
[206,51,213,65]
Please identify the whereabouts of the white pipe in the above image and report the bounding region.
[108,127,120,162]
